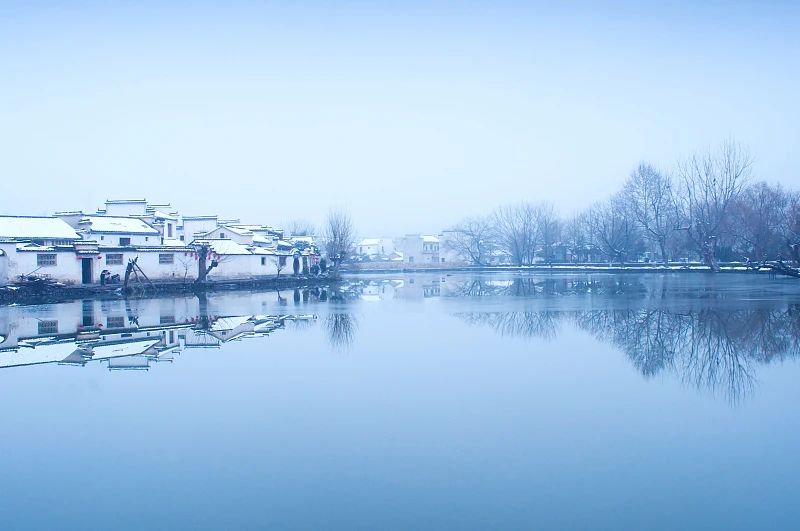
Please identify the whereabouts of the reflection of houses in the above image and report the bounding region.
[357,279,403,301]
[0,295,315,371]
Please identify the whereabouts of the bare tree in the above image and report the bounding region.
[622,162,676,264]
[563,213,593,262]
[781,190,800,265]
[443,215,496,265]
[676,139,753,270]
[323,208,356,274]
[286,219,316,237]
[536,202,562,263]
[731,182,788,262]
[492,203,538,265]
[587,194,643,264]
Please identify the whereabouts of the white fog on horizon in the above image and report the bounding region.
[1,1,798,236]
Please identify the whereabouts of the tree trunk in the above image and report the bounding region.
[197,246,208,282]
[659,240,668,266]
[704,237,720,272]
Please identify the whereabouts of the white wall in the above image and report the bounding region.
[96,249,199,282]
[91,232,155,247]
[0,244,83,285]
[183,218,218,240]
[203,226,254,245]
[105,202,147,217]
[402,235,423,263]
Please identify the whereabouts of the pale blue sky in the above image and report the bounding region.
[1,1,798,235]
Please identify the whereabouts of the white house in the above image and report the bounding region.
[402,234,440,264]
[70,215,161,247]
[357,238,395,259]
[200,225,255,246]
[0,216,83,285]
[180,216,219,242]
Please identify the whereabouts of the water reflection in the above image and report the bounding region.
[3,274,799,404]
[0,292,317,371]
[325,313,359,352]
[443,276,800,403]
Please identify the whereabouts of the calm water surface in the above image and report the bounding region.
[1,273,799,530]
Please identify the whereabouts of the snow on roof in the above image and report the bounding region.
[251,247,277,255]
[91,339,159,360]
[0,343,89,368]
[0,216,80,240]
[422,235,439,243]
[106,199,146,204]
[152,210,177,220]
[210,316,253,332]
[80,216,160,235]
[231,224,267,231]
[215,225,253,236]
[16,242,56,252]
[252,234,275,245]
[359,238,382,246]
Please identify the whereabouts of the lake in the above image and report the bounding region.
[1,272,799,530]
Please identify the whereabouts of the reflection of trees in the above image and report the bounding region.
[448,277,648,298]
[577,306,800,403]
[456,312,561,341]
[457,304,800,403]
[325,313,358,351]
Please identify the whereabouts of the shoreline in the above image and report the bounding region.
[1,263,795,306]
[0,275,337,306]
[341,262,783,275]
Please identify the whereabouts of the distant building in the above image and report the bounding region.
[401,234,440,264]
[357,238,395,259]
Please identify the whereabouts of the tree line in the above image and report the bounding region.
[446,140,800,269]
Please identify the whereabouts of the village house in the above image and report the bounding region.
[401,234,441,264]
[357,238,396,260]
[0,216,83,284]
[0,199,321,286]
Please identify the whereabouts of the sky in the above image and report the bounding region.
[1,1,798,236]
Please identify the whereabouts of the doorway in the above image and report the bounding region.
[81,258,93,284]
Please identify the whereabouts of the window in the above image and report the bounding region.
[159,253,174,264]
[219,232,226,239]
[106,316,125,329]
[168,224,173,238]
[160,315,176,324]
[38,320,58,335]
[408,256,414,263]
[37,253,57,267]
[119,237,131,246]
[179,235,185,241]
[145,237,149,242]
[441,257,445,263]
[261,257,266,265]
[106,253,123,265]
[100,235,104,241]
[53,239,72,246]
[279,256,287,267]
